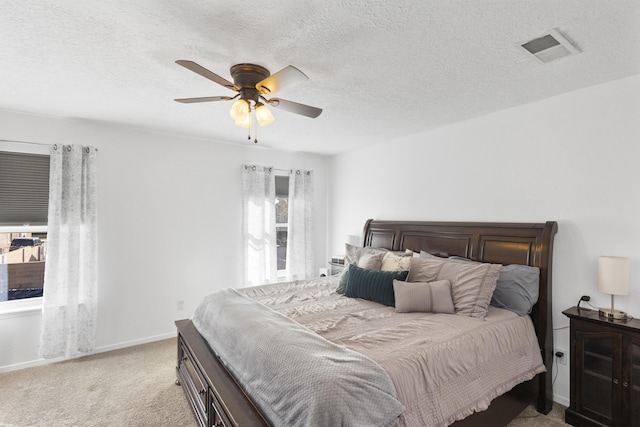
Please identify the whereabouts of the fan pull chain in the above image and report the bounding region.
[253,109,259,143]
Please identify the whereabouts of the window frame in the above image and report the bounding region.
[0,143,50,310]
[274,172,289,277]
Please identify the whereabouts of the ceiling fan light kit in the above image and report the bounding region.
[254,102,274,127]
[175,60,322,142]
[229,99,250,121]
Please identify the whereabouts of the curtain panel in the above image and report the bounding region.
[242,165,276,287]
[286,169,314,281]
[40,144,98,359]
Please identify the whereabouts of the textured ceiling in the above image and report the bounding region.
[1,1,639,155]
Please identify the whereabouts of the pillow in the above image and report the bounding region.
[491,264,540,315]
[381,251,412,272]
[419,250,441,259]
[407,257,501,318]
[335,263,352,294]
[393,280,455,314]
[448,256,540,315]
[338,244,387,294]
[357,251,385,270]
[344,243,386,265]
[344,265,409,307]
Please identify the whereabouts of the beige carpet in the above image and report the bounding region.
[0,339,193,427]
[0,338,569,426]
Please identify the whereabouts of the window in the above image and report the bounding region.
[275,174,289,273]
[0,150,50,302]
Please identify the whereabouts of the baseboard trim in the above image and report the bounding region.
[0,331,176,373]
[552,393,569,408]
[95,332,176,354]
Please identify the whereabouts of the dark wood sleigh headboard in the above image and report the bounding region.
[362,219,558,417]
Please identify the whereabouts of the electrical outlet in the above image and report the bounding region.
[177,300,184,311]
[555,348,566,365]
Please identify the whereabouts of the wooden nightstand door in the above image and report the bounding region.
[575,330,621,426]
[622,336,640,426]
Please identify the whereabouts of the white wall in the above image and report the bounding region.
[0,110,329,371]
[328,73,640,406]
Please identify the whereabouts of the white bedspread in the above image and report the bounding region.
[238,276,545,427]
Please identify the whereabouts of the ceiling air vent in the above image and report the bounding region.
[519,29,580,63]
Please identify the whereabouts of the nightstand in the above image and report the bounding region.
[328,262,345,275]
[563,306,640,426]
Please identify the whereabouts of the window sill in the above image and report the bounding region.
[0,297,43,318]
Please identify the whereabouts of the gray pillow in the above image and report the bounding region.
[407,257,501,318]
[491,264,540,315]
[393,280,455,314]
[449,256,539,315]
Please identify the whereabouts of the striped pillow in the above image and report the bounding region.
[345,265,409,306]
[393,280,455,313]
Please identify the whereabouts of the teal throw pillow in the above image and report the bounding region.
[345,265,409,306]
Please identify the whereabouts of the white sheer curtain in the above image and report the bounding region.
[40,144,98,359]
[286,169,314,281]
[242,165,276,287]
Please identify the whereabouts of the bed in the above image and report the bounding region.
[175,219,558,427]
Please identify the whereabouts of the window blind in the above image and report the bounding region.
[0,150,50,226]
[275,175,289,197]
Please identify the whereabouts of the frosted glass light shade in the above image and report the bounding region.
[234,112,251,129]
[598,256,629,296]
[229,99,250,120]
[255,103,274,127]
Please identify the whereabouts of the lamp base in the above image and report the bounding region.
[599,308,628,320]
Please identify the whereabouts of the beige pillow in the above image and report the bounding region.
[407,257,501,318]
[357,252,385,270]
[345,243,386,265]
[381,251,412,271]
[393,280,455,313]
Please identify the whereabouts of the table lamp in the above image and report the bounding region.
[597,256,629,320]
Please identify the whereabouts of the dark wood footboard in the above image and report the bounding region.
[176,319,268,427]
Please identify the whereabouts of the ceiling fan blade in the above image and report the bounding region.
[267,98,322,118]
[175,60,239,91]
[256,66,309,95]
[174,96,233,104]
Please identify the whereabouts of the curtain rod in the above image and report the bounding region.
[0,138,51,147]
[243,165,298,173]
[1,139,97,152]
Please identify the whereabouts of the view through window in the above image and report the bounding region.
[0,231,47,301]
[0,149,50,302]
[275,175,289,273]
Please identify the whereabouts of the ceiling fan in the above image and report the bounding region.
[174,60,322,139]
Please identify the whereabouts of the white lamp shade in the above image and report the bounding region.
[346,235,360,246]
[597,256,629,296]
